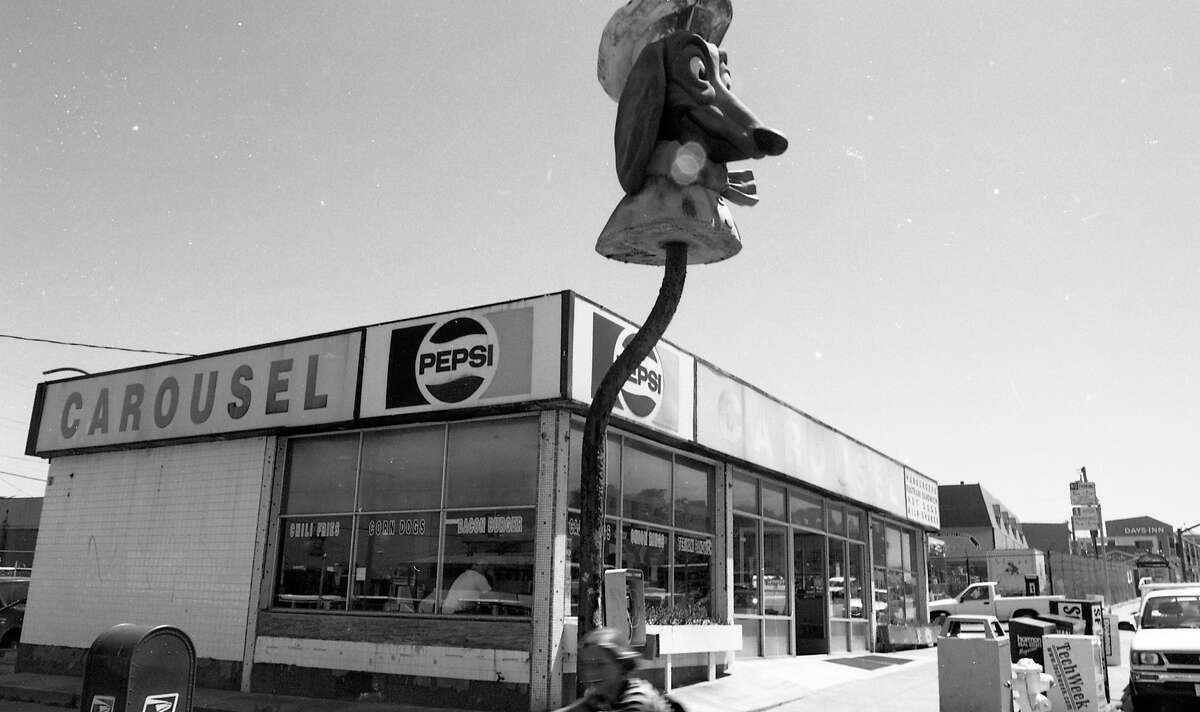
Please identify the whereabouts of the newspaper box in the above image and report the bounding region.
[1010,617,1056,667]
[1042,634,1106,712]
[1037,613,1085,635]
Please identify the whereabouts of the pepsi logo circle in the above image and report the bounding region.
[614,330,663,421]
[415,316,498,404]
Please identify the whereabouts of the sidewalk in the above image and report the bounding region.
[0,647,938,712]
[670,647,938,712]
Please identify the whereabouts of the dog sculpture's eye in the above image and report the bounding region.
[689,56,707,81]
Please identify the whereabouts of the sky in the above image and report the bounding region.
[2,2,1198,532]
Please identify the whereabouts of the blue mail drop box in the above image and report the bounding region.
[80,624,196,712]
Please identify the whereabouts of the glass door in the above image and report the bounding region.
[793,532,826,654]
[847,541,869,651]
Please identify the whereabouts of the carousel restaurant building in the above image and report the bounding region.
[23,291,940,711]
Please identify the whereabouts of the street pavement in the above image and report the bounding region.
[2,601,1140,712]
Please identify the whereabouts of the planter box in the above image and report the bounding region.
[646,624,742,656]
[877,623,938,651]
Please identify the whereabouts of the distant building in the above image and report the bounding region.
[0,497,41,573]
[1106,516,1174,554]
[937,483,1029,556]
[1022,522,1071,555]
[931,484,1032,596]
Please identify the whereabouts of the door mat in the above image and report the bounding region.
[825,654,913,670]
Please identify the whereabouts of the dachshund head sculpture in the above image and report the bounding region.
[595,0,787,265]
[615,31,788,197]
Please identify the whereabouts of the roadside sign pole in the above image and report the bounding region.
[1098,501,1112,606]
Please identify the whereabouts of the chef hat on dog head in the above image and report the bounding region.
[597,0,733,102]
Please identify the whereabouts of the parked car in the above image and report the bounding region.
[928,581,1063,626]
[1127,586,1200,710]
[0,577,29,650]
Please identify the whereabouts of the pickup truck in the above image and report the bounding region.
[1126,585,1200,709]
[929,581,1063,626]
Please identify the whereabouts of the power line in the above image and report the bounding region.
[0,469,46,483]
[0,333,194,357]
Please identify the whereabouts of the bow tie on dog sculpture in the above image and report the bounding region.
[596,0,788,265]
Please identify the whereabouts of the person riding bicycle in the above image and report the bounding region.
[553,627,681,712]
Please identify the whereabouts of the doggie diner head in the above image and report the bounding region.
[594,1,788,266]
[614,31,787,194]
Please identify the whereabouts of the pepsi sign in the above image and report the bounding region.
[361,298,559,417]
[580,305,693,437]
[613,328,663,422]
[387,316,499,408]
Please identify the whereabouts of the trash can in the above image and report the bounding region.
[80,624,196,712]
[937,614,1013,712]
[1009,617,1056,667]
[1035,613,1084,635]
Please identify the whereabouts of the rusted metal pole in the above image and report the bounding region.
[578,242,688,640]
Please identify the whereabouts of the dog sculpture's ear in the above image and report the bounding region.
[614,38,667,195]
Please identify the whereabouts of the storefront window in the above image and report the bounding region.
[761,484,786,521]
[624,522,671,609]
[733,514,759,615]
[886,527,903,569]
[623,442,670,523]
[282,434,359,514]
[565,514,619,617]
[277,514,354,608]
[275,417,537,617]
[437,508,535,615]
[351,513,438,612]
[567,430,621,514]
[847,543,866,619]
[446,419,538,507]
[762,524,789,615]
[873,518,922,626]
[673,532,713,613]
[674,457,713,532]
[845,508,865,542]
[359,426,443,510]
[566,423,716,621]
[828,504,845,537]
[791,491,824,531]
[733,473,758,513]
[871,521,887,568]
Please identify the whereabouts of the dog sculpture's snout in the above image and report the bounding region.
[754,127,788,156]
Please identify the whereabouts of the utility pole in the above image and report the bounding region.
[1178,523,1200,582]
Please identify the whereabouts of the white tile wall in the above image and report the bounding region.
[24,438,269,661]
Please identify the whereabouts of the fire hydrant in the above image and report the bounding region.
[1012,657,1055,712]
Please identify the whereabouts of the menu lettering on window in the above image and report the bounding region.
[366,519,427,536]
[448,514,525,535]
[629,528,666,549]
[677,535,713,556]
[288,520,342,538]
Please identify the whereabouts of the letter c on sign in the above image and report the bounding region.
[61,392,83,439]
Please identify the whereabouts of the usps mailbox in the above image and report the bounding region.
[80,624,196,712]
